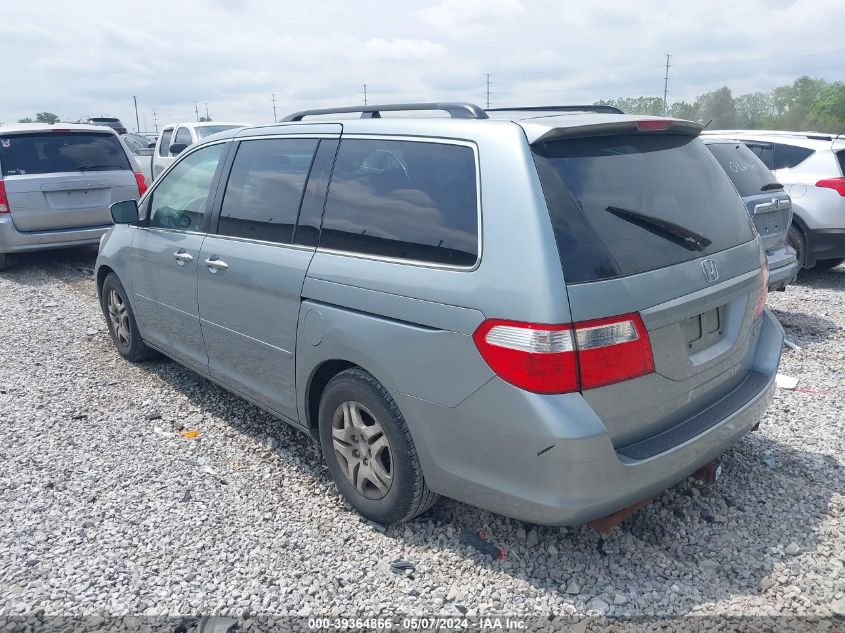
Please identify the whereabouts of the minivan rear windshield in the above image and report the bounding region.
[706,142,781,197]
[532,134,755,284]
[0,132,132,176]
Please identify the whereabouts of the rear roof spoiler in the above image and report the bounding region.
[529,119,704,145]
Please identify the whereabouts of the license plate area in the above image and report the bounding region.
[683,305,725,355]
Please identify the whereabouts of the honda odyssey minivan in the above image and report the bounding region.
[96,103,783,526]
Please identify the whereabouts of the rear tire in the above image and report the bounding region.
[100,272,156,362]
[787,225,806,269]
[814,258,844,270]
[318,368,438,525]
[0,253,7,272]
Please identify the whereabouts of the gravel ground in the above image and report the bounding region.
[0,247,843,627]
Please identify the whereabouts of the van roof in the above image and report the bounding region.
[0,122,118,135]
[210,103,702,145]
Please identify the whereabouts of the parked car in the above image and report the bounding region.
[152,122,246,180]
[139,132,159,147]
[702,138,798,290]
[0,123,146,271]
[85,117,127,135]
[703,130,845,270]
[121,134,154,186]
[97,103,783,526]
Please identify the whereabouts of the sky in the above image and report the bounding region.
[1,0,844,132]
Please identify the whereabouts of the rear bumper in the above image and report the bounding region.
[0,216,110,254]
[396,310,783,526]
[766,247,798,290]
[805,228,845,268]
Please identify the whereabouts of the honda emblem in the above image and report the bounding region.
[701,259,719,283]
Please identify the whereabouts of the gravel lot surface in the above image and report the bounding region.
[0,247,843,627]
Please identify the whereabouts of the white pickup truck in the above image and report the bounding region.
[152,122,246,180]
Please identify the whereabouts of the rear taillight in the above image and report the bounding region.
[473,313,654,394]
[134,172,148,196]
[0,180,10,214]
[636,119,673,132]
[754,254,769,320]
[574,313,655,390]
[815,177,845,196]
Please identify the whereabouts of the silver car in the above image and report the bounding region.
[96,103,783,526]
[0,123,146,271]
[703,130,845,270]
[703,138,799,291]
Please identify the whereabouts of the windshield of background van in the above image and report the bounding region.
[0,132,131,176]
[707,142,780,197]
[532,134,755,284]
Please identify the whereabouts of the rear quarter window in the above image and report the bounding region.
[0,132,131,176]
[533,134,755,284]
[772,143,815,170]
[706,142,779,197]
[158,129,173,157]
[320,139,479,266]
[837,150,845,176]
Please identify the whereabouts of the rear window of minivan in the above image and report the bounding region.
[0,132,131,177]
[532,134,755,284]
[706,142,781,197]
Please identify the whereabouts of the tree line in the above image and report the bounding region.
[596,76,845,133]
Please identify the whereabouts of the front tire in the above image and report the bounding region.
[787,225,807,269]
[318,368,438,524]
[100,272,156,362]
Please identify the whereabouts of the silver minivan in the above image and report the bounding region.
[96,104,784,526]
[0,123,145,271]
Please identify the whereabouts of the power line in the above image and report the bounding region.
[485,73,491,110]
[271,93,278,123]
[663,54,671,115]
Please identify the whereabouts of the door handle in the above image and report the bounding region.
[173,250,194,264]
[204,257,229,272]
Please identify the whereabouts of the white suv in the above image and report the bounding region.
[152,122,246,180]
[703,130,845,270]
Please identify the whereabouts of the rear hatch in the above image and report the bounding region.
[531,123,767,452]
[706,141,791,253]
[0,130,138,231]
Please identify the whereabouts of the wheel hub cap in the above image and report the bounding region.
[107,289,131,348]
[331,401,393,500]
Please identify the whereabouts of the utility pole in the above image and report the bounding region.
[133,96,140,132]
[485,74,491,110]
[271,93,278,122]
[363,84,368,106]
[205,103,210,121]
[194,101,200,122]
[152,109,158,132]
[663,54,671,116]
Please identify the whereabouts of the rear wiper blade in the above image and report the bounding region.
[605,206,712,252]
[760,182,783,192]
[77,164,118,171]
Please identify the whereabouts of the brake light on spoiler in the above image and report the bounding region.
[473,313,655,394]
[636,119,674,132]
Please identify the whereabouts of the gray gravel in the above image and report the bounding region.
[0,247,843,622]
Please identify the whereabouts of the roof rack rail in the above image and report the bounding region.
[486,105,625,115]
[282,102,489,122]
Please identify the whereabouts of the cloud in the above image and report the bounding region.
[0,0,843,129]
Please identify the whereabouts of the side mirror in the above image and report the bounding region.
[110,199,140,224]
[169,142,188,156]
